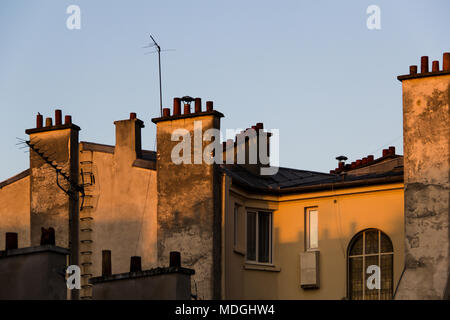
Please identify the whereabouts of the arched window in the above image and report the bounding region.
[348,229,393,300]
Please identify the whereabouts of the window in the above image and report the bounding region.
[246,211,272,263]
[348,229,394,300]
[305,208,319,250]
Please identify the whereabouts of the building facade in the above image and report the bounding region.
[0,53,449,300]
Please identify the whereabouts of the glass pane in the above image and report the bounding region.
[309,210,318,249]
[246,212,256,261]
[380,254,393,300]
[350,234,363,256]
[349,257,363,300]
[380,233,393,253]
[258,212,271,263]
[365,230,379,254]
[364,255,379,300]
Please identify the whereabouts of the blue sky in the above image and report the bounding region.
[0,0,449,181]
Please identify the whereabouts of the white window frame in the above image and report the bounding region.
[305,207,319,251]
[245,209,273,265]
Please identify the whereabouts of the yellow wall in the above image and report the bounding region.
[0,175,31,249]
[79,147,158,277]
[224,182,404,299]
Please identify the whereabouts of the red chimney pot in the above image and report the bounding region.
[443,53,450,71]
[388,146,395,155]
[163,108,170,117]
[195,98,202,113]
[432,61,439,72]
[36,114,43,128]
[184,104,191,115]
[173,98,181,115]
[421,56,429,73]
[55,110,62,126]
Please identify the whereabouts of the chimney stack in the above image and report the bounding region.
[170,251,181,268]
[5,232,18,250]
[130,256,142,272]
[102,250,112,276]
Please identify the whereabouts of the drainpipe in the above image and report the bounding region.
[221,172,227,299]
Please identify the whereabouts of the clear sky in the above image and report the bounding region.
[0,0,449,181]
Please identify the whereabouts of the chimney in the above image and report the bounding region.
[25,110,80,276]
[151,97,224,299]
[420,56,429,73]
[195,98,202,113]
[395,53,450,299]
[388,146,395,155]
[5,232,18,250]
[443,52,450,71]
[55,110,62,126]
[114,112,144,162]
[130,256,142,272]
[170,251,181,267]
[102,250,112,276]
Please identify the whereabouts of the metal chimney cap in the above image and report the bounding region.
[181,96,195,103]
[336,155,348,161]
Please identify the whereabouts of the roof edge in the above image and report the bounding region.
[0,169,30,189]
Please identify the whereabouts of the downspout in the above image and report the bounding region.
[221,172,227,299]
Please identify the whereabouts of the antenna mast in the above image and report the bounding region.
[149,35,163,117]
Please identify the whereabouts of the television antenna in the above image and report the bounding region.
[143,35,175,117]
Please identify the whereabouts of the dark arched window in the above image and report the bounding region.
[348,229,393,300]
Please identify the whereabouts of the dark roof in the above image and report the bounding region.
[221,164,403,195]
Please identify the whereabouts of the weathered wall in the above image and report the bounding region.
[0,245,69,300]
[395,73,450,299]
[0,173,30,249]
[90,268,193,300]
[26,124,79,276]
[84,150,158,275]
[224,183,405,299]
[155,110,222,300]
[78,116,158,299]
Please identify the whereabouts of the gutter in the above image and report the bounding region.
[228,173,403,195]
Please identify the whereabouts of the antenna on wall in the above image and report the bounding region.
[143,35,175,117]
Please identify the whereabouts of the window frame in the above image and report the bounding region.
[347,228,394,300]
[233,202,245,255]
[245,209,273,265]
[305,207,319,251]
